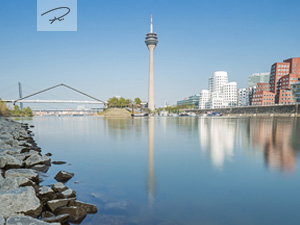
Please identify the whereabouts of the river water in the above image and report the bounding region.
[23,117,300,225]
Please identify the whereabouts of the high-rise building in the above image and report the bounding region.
[251,82,275,106]
[213,71,228,94]
[237,88,249,106]
[248,87,256,105]
[247,72,270,88]
[269,57,300,104]
[278,89,293,105]
[291,79,300,103]
[209,92,224,109]
[237,88,247,106]
[208,71,230,109]
[252,57,300,105]
[222,82,237,107]
[208,77,214,92]
[145,15,158,111]
[199,90,210,109]
[238,87,257,106]
[177,71,237,109]
[252,91,275,106]
[201,71,238,109]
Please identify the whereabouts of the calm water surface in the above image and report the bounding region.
[23,117,300,225]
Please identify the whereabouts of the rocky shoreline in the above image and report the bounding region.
[0,117,97,225]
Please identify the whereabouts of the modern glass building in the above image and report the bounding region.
[291,79,300,103]
[177,94,200,108]
[247,72,270,88]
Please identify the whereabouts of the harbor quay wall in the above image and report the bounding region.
[185,104,300,117]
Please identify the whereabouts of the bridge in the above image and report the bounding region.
[2,83,106,107]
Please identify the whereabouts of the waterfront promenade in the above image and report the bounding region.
[186,104,300,117]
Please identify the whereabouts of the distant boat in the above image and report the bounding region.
[72,114,84,117]
[132,113,148,117]
[160,111,168,117]
[187,112,197,117]
[179,113,188,117]
[207,112,222,117]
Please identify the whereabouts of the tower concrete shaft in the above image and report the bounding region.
[145,15,158,112]
[148,45,155,111]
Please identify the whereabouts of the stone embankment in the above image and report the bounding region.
[0,117,97,224]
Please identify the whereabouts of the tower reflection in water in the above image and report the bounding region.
[147,117,155,208]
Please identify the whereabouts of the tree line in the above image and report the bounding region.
[107,97,142,108]
[0,99,33,117]
[157,104,196,113]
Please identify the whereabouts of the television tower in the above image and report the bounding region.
[145,15,158,111]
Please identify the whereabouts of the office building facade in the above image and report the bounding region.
[222,82,237,107]
[199,90,210,109]
[291,79,300,103]
[247,72,270,88]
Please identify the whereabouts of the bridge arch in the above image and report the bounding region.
[9,83,106,106]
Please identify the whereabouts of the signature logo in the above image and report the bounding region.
[41,7,70,24]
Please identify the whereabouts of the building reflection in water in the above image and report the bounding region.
[197,117,298,172]
[147,117,155,208]
[248,118,296,172]
[198,118,235,170]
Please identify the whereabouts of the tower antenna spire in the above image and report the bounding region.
[150,14,153,33]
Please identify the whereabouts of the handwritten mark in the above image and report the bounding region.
[41,7,70,24]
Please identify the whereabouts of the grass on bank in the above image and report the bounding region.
[98,108,132,118]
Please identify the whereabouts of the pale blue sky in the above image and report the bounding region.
[1,0,300,108]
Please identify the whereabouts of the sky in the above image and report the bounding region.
[1,0,300,109]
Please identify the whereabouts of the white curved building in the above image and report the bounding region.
[213,71,228,94]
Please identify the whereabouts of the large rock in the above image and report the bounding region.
[6,215,60,225]
[54,171,74,182]
[23,150,41,159]
[69,199,98,213]
[0,186,42,218]
[55,206,87,223]
[25,153,51,168]
[46,198,74,212]
[32,164,50,173]
[1,149,22,155]
[41,211,55,219]
[5,169,39,182]
[0,214,4,225]
[0,154,23,169]
[38,186,56,202]
[13,153,26,161]
[57,188,76,199]
[52,182,68,193]
[0,177,33,192]
[42,214,70,224]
